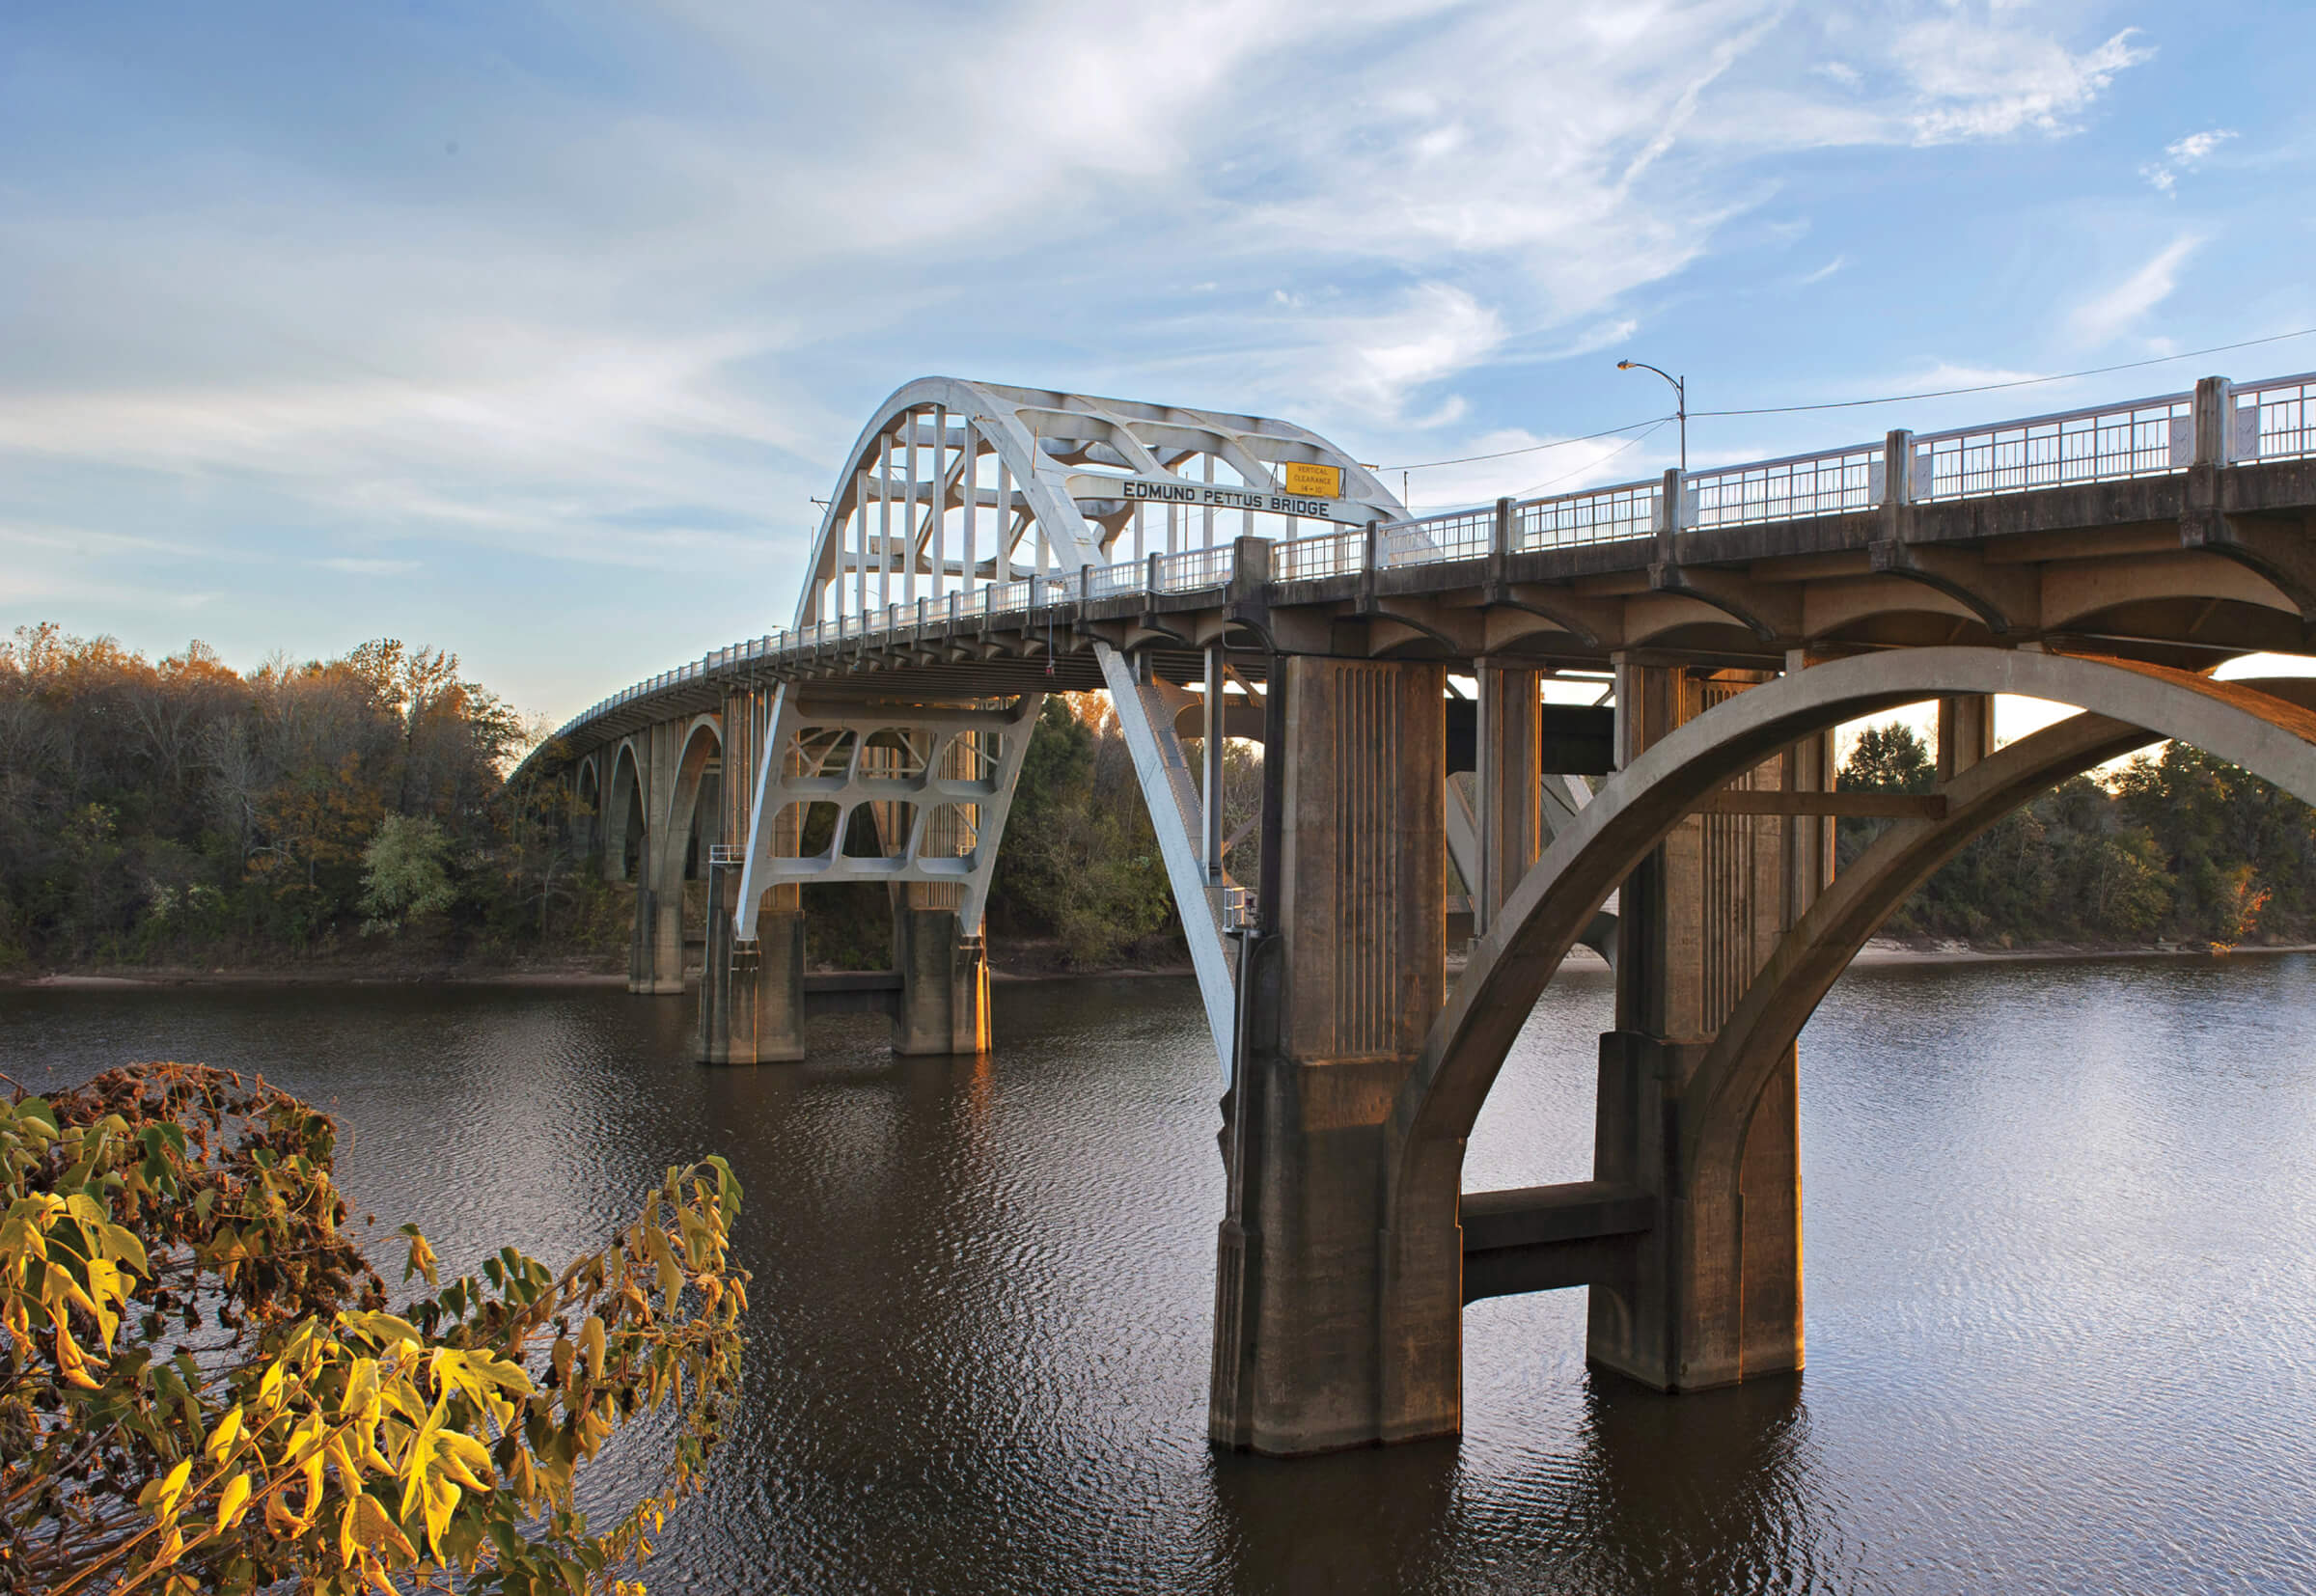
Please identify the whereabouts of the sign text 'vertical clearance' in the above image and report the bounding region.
[1280,461,1345,499]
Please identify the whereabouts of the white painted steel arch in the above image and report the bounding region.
[737,378,1408,1082]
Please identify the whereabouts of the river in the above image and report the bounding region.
[7,954,2316,1593]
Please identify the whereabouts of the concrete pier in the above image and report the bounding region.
[892,905,990,1055]
[1209,656,1448,1454]
[699,859,805,1064]
[1585,663,1819,1390]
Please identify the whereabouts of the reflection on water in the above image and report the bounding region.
[6,954,2316,1593]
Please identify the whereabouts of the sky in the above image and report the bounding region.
[5,0,2313,732]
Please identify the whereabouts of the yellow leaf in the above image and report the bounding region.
[153,1457,194,1519]
[207,1407,244,1462]
[582,1315,606,1380]
[215,1472,253,1529]
[341,1488,416,1561]
[53,1316,99,1390]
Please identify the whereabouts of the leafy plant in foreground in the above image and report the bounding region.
[0,1062,748,1594]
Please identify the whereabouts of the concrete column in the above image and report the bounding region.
[888,723,991,1055]
[892,908,990,1055]
[699,862,805,1062]
[1474,661,1542,934]
[1590,665,1806,1391]
[1937,694,1995,783]
[1209,656,1447,1455]
[699,689,808,1060]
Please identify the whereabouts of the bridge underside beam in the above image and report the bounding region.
[1460,1180,1654,1303]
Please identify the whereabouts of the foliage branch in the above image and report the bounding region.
[0,1062,747,1594]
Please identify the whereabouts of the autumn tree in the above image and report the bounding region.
[0,1063,747,1594]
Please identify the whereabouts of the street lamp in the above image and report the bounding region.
[1617,360,1686,474]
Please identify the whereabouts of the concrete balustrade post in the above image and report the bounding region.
[2194,374,2237,467]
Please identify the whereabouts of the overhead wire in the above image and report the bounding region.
[1380,323,2316,475]
[1402,418,1671,513]
[1379,413,1671,474]
[1508,418,1670,500]
[1689,324,2316,418]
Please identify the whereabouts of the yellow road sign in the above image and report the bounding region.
[1281,461,1345,499]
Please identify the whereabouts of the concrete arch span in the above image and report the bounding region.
[626,714,723,996]
[606,740,646,883]
[656,714,724,887]
[1365,649,2316,1437]
[1405,649,2316,1154]
[571,754,602,863]
[1639,673,2316,1387]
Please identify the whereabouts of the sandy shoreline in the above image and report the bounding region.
[8,940,2311,992]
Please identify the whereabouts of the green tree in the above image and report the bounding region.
[990,696,1178,967]
[360,814,456,933]
[1837,722,1934,794]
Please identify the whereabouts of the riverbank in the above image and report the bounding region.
[10,938,2311,991]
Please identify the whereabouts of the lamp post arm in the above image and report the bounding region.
[1616,359,1687,474]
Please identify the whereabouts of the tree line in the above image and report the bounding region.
[0,623,617,969]
[1836,722,2316,949]
[5,619,2310,972]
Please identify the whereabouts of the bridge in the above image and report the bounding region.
[519,370,2316,1455]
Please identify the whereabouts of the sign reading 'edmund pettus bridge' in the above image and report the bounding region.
[1062,458,1368,526]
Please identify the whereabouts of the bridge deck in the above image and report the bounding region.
[538,445,2316,754]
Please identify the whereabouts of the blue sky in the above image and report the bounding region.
[4,0,2310,727]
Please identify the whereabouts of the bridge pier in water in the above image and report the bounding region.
[1210,656,1453,1453]
[1585,663,1827,1390]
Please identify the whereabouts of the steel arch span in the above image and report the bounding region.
[734,377,1407,1081]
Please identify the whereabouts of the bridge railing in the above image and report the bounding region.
[1383,509,1491,567]
[1687,444,1883,527]
[1911,389,2192,502]
[542,368,2316,754]
[1156,545,1235,592]
[1276,528,1364,581]
[1515,479,1660,548]
[1085,561,1144,600]
[2237,372,2316,462]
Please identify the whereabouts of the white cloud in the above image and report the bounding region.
[1896,23,2150,144]
[2068,236,2201,346]
[1800,255,1849,285]
[2142,126,2237,193]
[0,0,2170,712]
[1291,284,1507,427]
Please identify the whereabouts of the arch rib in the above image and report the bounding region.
[1402,649,2316,1161]
[755,377,1405,1081]
[1684,674,2316,1201]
